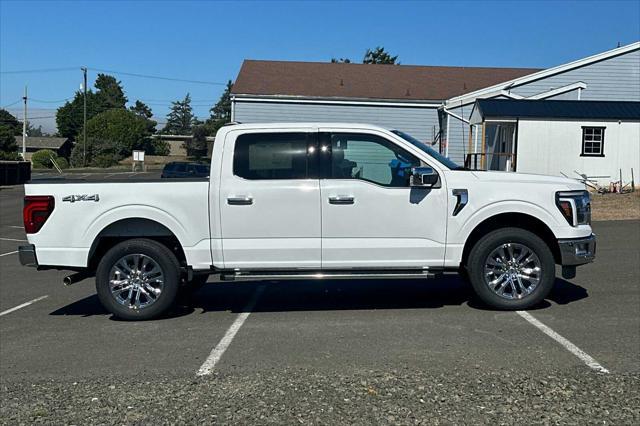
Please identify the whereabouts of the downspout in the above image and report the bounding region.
[445,113,451,157]
[230,95,236,122]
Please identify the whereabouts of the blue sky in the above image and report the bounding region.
[1,0,639,131]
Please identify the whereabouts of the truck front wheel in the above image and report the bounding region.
[467,228,555,310]
[96,239,180,320]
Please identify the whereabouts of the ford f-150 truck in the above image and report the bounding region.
[19,123,596,320]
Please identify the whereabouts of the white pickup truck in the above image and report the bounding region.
[20,123,595,320]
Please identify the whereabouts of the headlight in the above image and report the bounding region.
[555,191,591,226]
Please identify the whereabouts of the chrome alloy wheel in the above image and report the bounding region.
[483,243,542,300]
[108,254,165,310]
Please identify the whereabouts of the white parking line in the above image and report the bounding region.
[0,295,49,317]
[516,310,609,374]
[7,226,23,229]
[197,286,265,376]
[0,250,18,257]
[0,237,27,242]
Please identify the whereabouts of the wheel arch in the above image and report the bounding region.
[87,218,186,269]
[460,212,561,268]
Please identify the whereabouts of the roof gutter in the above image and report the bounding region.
[232,95,442,108]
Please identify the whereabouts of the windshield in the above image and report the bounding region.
[391,130,463,170]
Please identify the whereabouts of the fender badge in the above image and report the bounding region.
[62,194,100,203]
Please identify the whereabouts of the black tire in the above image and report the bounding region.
[467,228,555,310]
[96,238,180,320]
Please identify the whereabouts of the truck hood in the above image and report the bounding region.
[470,171,585,190]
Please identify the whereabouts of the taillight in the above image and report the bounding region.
[23,196,55,234]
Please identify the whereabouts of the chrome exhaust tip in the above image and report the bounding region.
[63,272,90,286]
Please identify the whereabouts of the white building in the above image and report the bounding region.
[469,99,640,185]
[231,42,640,168]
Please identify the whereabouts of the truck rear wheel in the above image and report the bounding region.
[467,228,555,310]
[96,239,180,320]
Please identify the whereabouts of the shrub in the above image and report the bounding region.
[55,157,69,169]
[92,153,117,168]
[0,151,21,161]
[31,149,58,168]
[150,139,170,156]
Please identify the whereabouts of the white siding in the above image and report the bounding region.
[445,48,640,165]
[234,101,440,144]
[516,119,640,185]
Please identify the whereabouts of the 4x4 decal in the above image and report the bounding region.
[62,194,100,203]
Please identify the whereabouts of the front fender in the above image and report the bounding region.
[451,200,563,245]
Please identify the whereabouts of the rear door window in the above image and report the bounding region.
[233,132,317,180]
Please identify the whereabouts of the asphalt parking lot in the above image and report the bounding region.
[1,175,639,424]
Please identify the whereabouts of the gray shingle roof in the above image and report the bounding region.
[14,136,68,149]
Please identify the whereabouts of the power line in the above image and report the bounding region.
[0,115,56,120]
[89,67,226,86]
[30,97,72,104]
[1,99,21,108]
[0,66,80,74]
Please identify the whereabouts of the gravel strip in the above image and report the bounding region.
[2,368,638,425]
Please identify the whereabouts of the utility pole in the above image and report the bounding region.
[81,66,88,167]
[22,86,27,160]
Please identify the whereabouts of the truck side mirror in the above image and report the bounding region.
[410,166,439,187]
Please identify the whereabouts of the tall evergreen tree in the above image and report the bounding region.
[204,81,233,136]
[94,74,128,111]
[129,100,153,119]
[362,47,399,64]
[0,109,23,135]
[0,109,20,159]
[162,93,196,135]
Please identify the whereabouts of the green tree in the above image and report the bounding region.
[56,90,97,140]
[186,125,208,158]
[0,125,20,159]
[331,58,351,63]
[130,100,157,134]
[56,73,127,141]
[130,100,153,119]
[204,81,233,136]
[94,74,128,111]
[0,109,23,135]
[70,109,160,166]
[0,109,21,159]
[162,93,196,135]
[26,122,45,137]
[362,47,399,64]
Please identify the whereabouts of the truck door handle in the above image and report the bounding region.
[227,196,253,205]
[328,196,355,205]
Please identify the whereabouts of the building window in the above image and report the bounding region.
[581,127,605,157]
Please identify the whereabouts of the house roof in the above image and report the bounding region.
[14,136,68,149]
[448,41,640,107]
[231,60,541,102]
[470,99,640,124]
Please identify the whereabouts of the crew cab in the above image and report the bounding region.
[19,123,596,320]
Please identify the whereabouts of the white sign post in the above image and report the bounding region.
[132,150,145,172]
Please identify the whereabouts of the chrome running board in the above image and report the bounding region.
[220,269,434,281]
